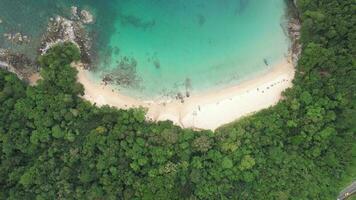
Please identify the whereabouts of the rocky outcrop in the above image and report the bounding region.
[293,0,298,7]
[39,15,92,67]
[0,6,95,80]
[71,6,94,24]
[286,0,302,66]
[288,18,301,65]
[71,6,80,20]
[3,32,30,44]
[0,49,36,80]
[80,10,94,24]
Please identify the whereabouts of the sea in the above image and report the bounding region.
[0,0,290,99]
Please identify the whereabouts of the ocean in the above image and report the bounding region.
[0,0,290,99]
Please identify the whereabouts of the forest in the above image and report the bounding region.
[0,0,355,199]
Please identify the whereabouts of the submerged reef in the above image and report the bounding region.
[119,14,156,30]
[197,14,206,26]
[102,56,142,88]
[235,0,249,15]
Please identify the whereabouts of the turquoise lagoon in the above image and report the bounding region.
[0,0,290,99]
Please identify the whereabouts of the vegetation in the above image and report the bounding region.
[0,0,355,199]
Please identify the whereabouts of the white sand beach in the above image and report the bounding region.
[74,58,295,130]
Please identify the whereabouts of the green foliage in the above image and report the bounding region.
[0,1,355,199]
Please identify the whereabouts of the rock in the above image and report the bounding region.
[3,32,30,44]
[0,49,36,80]
[71,6,80,20]
[39,15,92,67]
[186,91,190,98]
[40,16,79,53]
[153,59,160,69]
[0,18,2,24]
[176,92,184,102]
[80,10,94,24]
[4,33,11,40]
[287,15,302,66]
[293,0,298,7]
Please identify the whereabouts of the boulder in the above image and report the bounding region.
[80,10,94,24]
[3,32,30,44]
[71,6,80,20]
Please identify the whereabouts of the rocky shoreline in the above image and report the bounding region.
[285,0,302,66]
[39,7,93,67]
[0,49,36,81]
[0,6,94,81]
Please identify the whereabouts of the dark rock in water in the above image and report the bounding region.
[80,10,94,24]
[176,92,184,100]
[119,14,156,30]
[235,0,249,15]
[102,75,113,85]
[70,6,80,21]
[70,6,94,24]
[264,58,269,66]
[197,14,206,26]
[153,59,160,69]
[3,32,30,45]
[176,92,185,103]
[186,91,190,98]
[103,56,141,88]
[185,78,192,90]
[113,47,120,55]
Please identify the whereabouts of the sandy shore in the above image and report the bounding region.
[74,58,295,130]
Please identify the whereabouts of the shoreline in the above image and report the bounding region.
[75,57,295,130]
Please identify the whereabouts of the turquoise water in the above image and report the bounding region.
[0,0,290,99]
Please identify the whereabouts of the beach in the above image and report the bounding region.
[74,58,295,130]
[1,0,294,132]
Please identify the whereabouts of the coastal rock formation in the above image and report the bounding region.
[288,16,301,65]
[80,10,94,24]
[3,32,30,44]
[284,0,301,65]
[40,15,92,67]
[0,49,36,80]
[70,6,94,24]
[0,6,95,81]
[294,0,298,7]
[70,6,80,21]
[40,16,77,53]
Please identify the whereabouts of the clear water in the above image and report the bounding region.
[0,0,290,99]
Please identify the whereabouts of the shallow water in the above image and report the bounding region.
[0,0,290,99]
